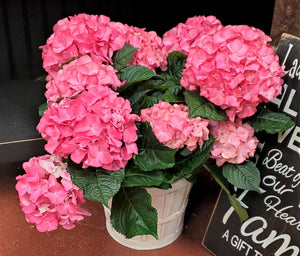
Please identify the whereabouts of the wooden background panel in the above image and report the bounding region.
[24,0,47,79]
[0,0,11,80]
[5,0,30,79]
[271,0,300,46]
[0,0,276,80]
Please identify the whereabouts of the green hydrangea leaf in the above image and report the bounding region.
[118,65,157,90]
[113,43,139,71]
[67,163,125,208]
[118,79,165,115]
[122,163,166,187]
[249,108,295,134]
[138,91,163,112]
[163,51,187,83]
[173,134,215,181]
[35,74,47,82]
[184,90,228,121]
[38,102,48,117]
[222,161,261,193]
[162,84,184,103]
[111,187,158,239]
[135,122,177,171]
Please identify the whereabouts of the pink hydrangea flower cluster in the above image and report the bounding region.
[37,86,140,171]
[162,15,222,55]
[141,101,210,151]
[15,155,91,232]
[126,26,168,71]
[41,13,168,79]
[210,119,259,166]
[45,55,122,103]
[40,14,127,79]
[181,25,285,122]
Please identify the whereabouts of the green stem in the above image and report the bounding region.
[202,163,230,195]
[203,163,249,222]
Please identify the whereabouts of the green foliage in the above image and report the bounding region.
[184,90,228,121]
[110,187,158,239]
[159,51,187,103]
[115,47,189,118]
[113,43,139,71]
[162,51,187,83]
[122,162,167,188]
[135,122,177,171]
[118,75,164,115]
[35,74,47,82]
[222,161,261,193]
[67,162,125,208]
[162,84,184,103]
[118,65,158,88]
[172,134,215,182]
[249,108,295,134]
[38,102,48,117]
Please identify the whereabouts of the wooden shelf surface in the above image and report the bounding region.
[0,163,219,256]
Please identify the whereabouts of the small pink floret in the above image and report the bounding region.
[209,120,259,166]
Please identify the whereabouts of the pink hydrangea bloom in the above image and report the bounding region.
[37,86,140,171]
[15,155,91,232]
[45,55,122,103]
[210,119,259,166]
[141,101,210,151]
[181,25,285,122]
[40,14,127,78]
[163,15,222,55]
[125,26,168,71]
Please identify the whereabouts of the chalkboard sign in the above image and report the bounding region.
[203,33,300,256]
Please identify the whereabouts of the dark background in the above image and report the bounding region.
[0,0,276,81]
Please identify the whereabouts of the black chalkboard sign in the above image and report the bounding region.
[203,33,300,256]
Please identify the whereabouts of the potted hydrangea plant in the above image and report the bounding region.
[15,14,294,250]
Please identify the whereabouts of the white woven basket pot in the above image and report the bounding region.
[103,178,193,250]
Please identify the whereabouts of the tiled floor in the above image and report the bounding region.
[0,162,219,256]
